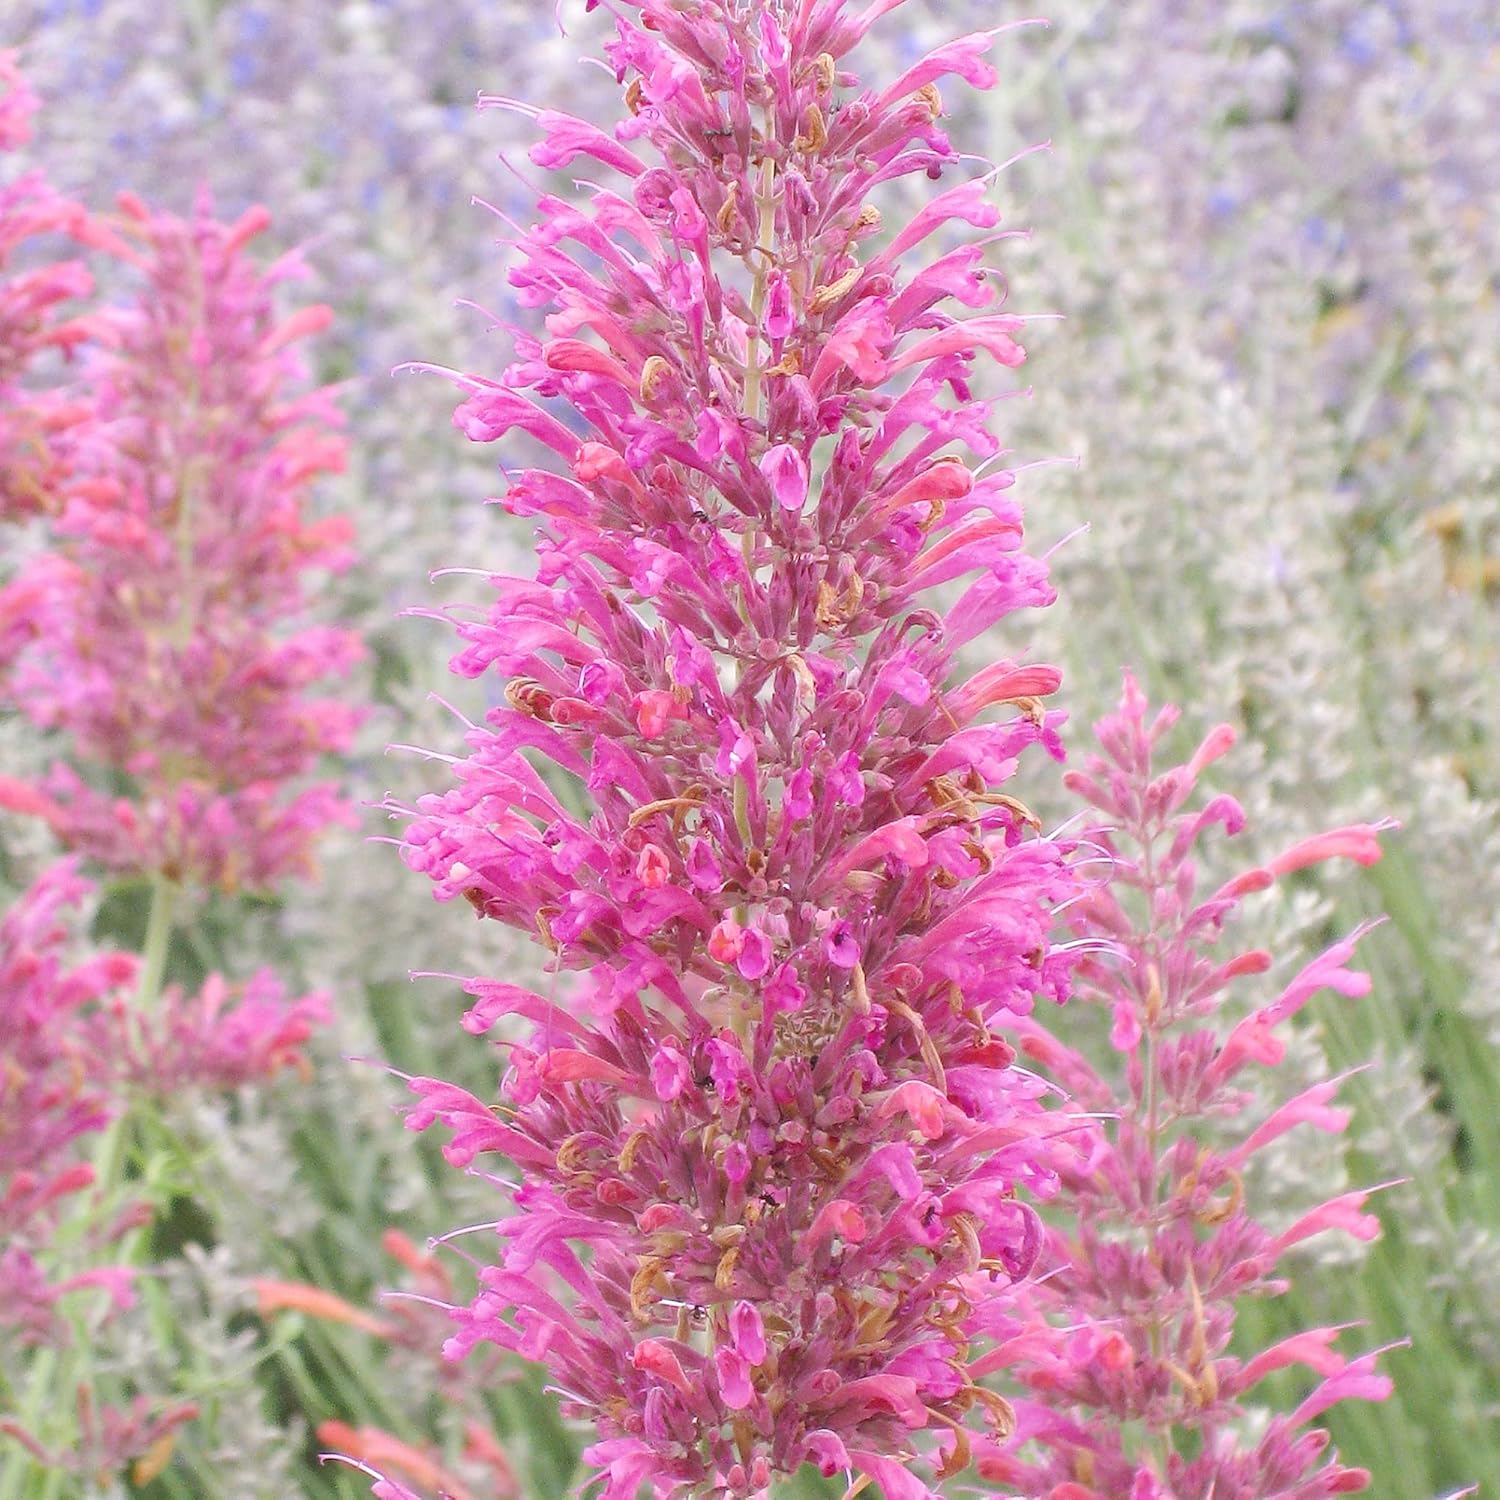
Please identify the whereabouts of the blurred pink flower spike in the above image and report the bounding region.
[1,190,363,891]
[979,673,1396,1495]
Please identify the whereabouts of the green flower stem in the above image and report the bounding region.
[0,1350,56,1500]
[2,877,186,1496]
[89,875,178,1214]
[135,872,179,1015]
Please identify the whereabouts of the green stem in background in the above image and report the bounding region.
[135,872,179,1015]
[91,874,178,1201]
[0,1350,57,1500]
[1,877,188,1499]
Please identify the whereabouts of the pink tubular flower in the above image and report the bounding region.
[978,674,1393,1496]
[0,192,362,891]
[395,2,1079,1494]
[759,442,809,513]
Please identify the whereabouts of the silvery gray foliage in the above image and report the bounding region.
[173,1093,324,1242]
[109,1244,307,1499]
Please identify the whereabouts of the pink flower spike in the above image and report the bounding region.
[997,677,1395,1496]
[389,5,1143,1491]
[1,193,361,890]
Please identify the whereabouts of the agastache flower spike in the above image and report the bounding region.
[0,191,363,890]
[976,675,1395,1497]
[397,1,1078,1495]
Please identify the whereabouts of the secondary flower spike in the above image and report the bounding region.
[0,192,363,891]
[397,1,1078,1495]
[975,676,1396,1497]
[0,857,320,1472]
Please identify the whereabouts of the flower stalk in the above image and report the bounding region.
[133,873,177,1014]
[394,2,1078,1495]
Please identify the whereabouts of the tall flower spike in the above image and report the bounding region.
[398,2,1077,1495]
[975,674,1394,1497]
[0,191,363,890]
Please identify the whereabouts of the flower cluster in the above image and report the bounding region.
[998,5,1500,1472]
[0,48,92,530]
[1,190,363,890]
[396,1,1081,1494]
[977,676,1394,1496]
[0,857,329,1339]
[0,860,132,1348]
